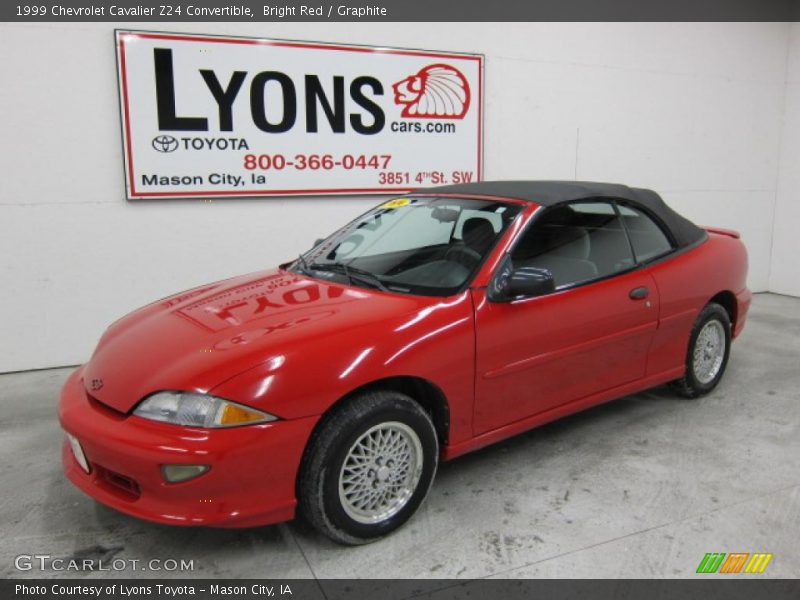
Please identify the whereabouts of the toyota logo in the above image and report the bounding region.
[152,135,179,153]
[90,378,104,391]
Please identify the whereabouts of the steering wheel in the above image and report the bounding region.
[445,244,481,269]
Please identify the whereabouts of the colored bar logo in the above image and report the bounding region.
[696,552,773,574]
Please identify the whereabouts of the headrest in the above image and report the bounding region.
[462,217,496,255]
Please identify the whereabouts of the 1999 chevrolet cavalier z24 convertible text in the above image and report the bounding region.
[60,181,750,544]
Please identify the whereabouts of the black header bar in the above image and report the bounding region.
[4,579,800,600]
[2,0,799,22]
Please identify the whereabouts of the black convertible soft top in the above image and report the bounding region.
[413,180,706,249]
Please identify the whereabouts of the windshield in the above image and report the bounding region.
[290,196,522,296]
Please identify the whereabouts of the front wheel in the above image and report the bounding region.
[297,390,438,545]
[670,302,732,398]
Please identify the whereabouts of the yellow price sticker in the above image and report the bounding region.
[381,198,411,209]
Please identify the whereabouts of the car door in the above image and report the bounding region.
[472,200,660,434]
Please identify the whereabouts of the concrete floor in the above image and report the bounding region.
[1,293,798,580]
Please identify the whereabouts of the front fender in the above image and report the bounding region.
[209,291,476,446]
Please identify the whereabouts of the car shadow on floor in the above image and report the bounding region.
[437,383,685,473]
[35,470,301,578]
[285,383,693,550]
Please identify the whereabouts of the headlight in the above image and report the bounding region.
[133,391,277,428]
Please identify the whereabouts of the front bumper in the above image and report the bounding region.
[58,366,318,528]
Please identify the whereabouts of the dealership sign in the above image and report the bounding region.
[115,31,483,199]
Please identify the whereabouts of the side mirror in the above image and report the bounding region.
[488,257,555,302]
[313,238,325,247]
[507,266,555,298]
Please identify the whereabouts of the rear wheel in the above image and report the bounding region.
[297,390,438,545]
[670,302,731,398]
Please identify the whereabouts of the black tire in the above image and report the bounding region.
[669,302,732,399]
[297,390,438,545]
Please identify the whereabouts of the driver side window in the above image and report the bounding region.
[512,201,636,289]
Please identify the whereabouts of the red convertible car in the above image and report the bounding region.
[60,181,750,544]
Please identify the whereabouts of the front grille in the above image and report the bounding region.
[94,465,141,500]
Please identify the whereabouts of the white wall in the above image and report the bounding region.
[771,23,800,297]
[0,22,792,372]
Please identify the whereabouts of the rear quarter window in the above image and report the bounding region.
[618,204,674,262]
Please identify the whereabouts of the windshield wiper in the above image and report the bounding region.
[295,253,311,275]
[308,262,389,292]
[344,265,391,292]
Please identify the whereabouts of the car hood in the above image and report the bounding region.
[83,268,438,413]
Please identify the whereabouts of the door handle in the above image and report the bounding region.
[629,286,649,300]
